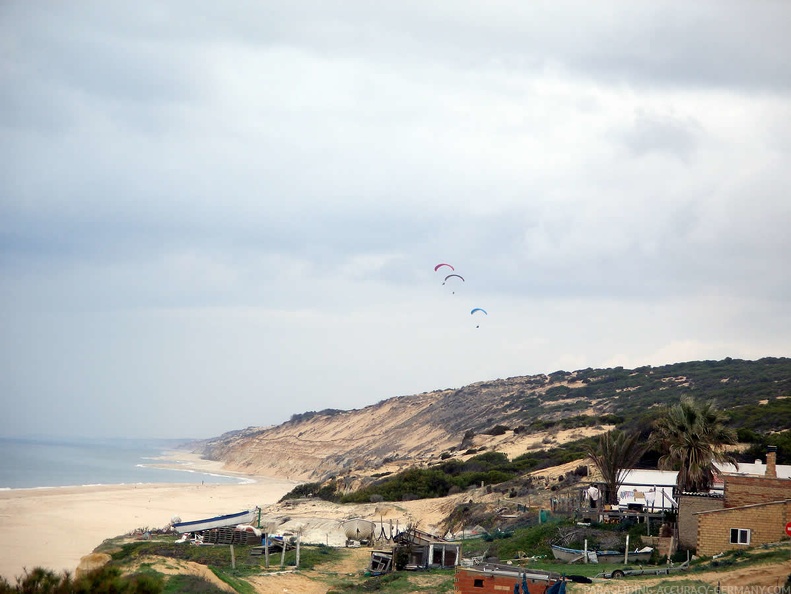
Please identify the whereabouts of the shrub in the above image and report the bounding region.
[0,565,164,594]
[279,480,340,503]
[163,574,225,593]
[461,430,476,448]
[599,414,625,425]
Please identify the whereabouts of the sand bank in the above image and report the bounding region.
[0,453,296,581]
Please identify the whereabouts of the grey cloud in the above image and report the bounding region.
[621,110,701,161]
[1,0,790,439]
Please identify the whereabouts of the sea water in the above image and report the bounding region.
[0,437,246,489]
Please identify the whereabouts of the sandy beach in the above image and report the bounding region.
[0,453,297,581]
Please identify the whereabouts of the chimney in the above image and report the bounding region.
[766,446,777,478]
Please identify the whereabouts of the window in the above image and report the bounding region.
[473,578,484,587]
[730,528,750,545]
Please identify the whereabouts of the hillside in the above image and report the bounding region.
[192,357,791,483]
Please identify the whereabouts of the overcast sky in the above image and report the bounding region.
[2,1,790,440]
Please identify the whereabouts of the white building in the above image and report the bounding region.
[617,469,678,510]
[614,455,791,511]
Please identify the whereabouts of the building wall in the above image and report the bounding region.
[640,535,675,559]
[696,500,790,557]
[454,569,555,594]
[724,475,791,508]
[678,495,723,550]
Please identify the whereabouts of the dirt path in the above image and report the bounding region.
[246,547,371,594]
[570,559,791,592]
[245,557,791,593]
[127,556,237,592]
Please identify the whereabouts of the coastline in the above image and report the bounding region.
[0,452,297,581]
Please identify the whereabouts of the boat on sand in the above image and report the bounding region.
[171,508,259,534]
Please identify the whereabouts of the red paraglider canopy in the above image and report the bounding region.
[434,263,455,272]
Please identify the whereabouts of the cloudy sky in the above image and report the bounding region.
[2,1,790,440]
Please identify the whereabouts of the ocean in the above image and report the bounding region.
[0,437,247,489]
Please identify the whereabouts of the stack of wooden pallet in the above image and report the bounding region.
[201,527,261,545]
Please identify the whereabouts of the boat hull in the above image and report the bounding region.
[172,509,258,533]
[551,545,597,563]
[596,550,653,563]
[551,544,652,564]
[341,518,376,541]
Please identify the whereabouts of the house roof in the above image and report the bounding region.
[618,460,791,486]
[620,469,678,486]
[679,491,723,499]
[716,461,791,479]
[693,498,791,515]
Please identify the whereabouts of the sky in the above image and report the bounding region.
[1,1,790,440]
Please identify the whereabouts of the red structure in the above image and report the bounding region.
[454,564,562,594]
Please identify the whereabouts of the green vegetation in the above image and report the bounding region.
[527,414,608,431]
[460,517,654,564]
[727,398,791,433]
[162,574,227,594]
[0,538,461,593]
[289,408,345,423]
[512,438,597,470]
[339,452,540,502]
[739,429,791,464]
[0,565,163,594]
[521,357,791,433]
[617,546,791,592]
[489,521,560,559]
[650,397,738,492]
[279,479,341,502]
[327,570,455,593]
[458,521,791,588]
[92,535,345,594]
[206,570,254,594]
[278,358,790,506]
[586,430,647,504]
[110,538,341,574]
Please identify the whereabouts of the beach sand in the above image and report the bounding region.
[0,453,297,581]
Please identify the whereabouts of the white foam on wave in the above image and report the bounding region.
[135,463,256,485]
[1,482,147,492]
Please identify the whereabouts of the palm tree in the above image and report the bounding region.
[585,430,648,505]
[650,396,738,494]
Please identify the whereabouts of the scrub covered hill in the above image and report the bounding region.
[193,357,791,482]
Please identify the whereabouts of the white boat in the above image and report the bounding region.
[596,547,653,563]
[551,544,597,563]
[341,518,376,542]
[551,544,653,564]
[172,508,259,534]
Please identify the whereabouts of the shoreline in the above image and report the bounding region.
[0,452,297,581]
[0,451,258,493]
